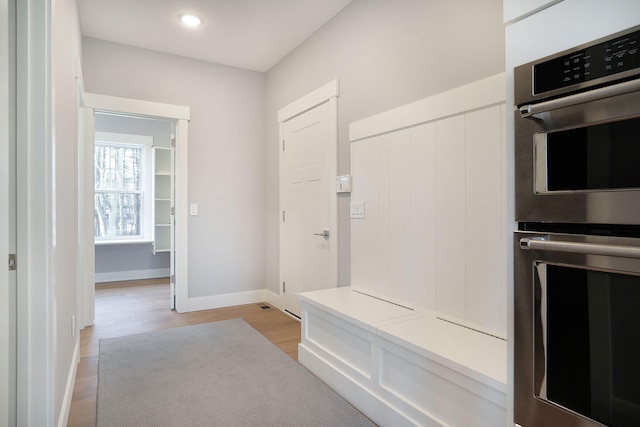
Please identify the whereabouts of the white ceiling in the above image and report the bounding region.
[78,0,353,73]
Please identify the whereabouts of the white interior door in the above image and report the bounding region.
[282,98,337,318]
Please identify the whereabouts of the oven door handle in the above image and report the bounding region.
[520,237,640,259]
[519,78,640,118]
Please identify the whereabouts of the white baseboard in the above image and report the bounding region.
[95,268,170,283]
[57,341,80,427]
[264,289,282,310]
[186,289,268,312]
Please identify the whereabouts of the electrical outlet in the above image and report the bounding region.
[71,315,76,339]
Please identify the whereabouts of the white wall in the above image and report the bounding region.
[52,0,83,423]
[265,0,505,294]
[82,38,266,300]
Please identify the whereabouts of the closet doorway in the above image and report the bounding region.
[80,93,190,328]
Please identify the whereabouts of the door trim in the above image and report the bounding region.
[16,0,54,423]
[278,80,339,316]
[83,93,190,313]
[0,0,16,424]
[277,80,339,123]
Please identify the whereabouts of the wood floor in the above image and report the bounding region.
[67,278,301,427]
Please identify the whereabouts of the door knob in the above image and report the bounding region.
[313,229,330,238]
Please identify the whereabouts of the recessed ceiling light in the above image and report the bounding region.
[179,14,203,27]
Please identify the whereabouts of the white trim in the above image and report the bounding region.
[84,93,190,120]
[173,119,189,312]
[94,131,153,146]
[95,268,170,284]
[16,0,54,424]
[56,342,79,427]
[277,79,339,123]
[186,290,268,312]
[264,290,282,310]
[94,239,154,246]
[349,73,506,142]
[0,0,14,423]
[83,94,189,315]
[81,107,95,327]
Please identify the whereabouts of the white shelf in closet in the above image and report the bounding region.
[152,147,173,254]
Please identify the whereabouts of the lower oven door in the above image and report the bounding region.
[514,231,640,427]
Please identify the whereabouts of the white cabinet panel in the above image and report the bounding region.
[435,115,466,319]
[409,124,437,310]
[465,106,505,332]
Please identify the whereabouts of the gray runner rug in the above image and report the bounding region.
[97,318,376,426]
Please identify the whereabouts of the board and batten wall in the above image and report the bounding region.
[350,73,507,336]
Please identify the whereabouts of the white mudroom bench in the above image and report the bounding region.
[298,287,507,427]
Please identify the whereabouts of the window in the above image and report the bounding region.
[94,132,152,242]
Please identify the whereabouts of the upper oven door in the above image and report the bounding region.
[515,80,640,224]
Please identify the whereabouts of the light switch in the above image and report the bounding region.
[190,203,198,216]
[350,201,365,219]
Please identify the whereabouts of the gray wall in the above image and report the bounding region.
[264,0,505,293]
[53,0,83,421]
[94,113,172,279]
[83,37,265,298]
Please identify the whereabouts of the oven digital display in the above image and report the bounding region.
[533,29,640,94]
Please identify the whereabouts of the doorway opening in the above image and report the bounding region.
[80,93,190,330]
[93,113,175,308]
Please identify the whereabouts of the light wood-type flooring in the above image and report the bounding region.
[67,278,301,427]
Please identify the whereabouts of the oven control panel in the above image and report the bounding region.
[534,28,639,94]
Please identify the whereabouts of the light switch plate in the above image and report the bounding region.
[350,201,365,219]
[190,203,198,216]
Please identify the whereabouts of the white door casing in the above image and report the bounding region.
[279,81,338,318]
[83,93,190,313]
[1,0,16,423]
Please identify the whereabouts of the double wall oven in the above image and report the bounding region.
[514,26,640,427]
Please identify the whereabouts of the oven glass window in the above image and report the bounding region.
[542,265,640,426]
[546,117,640,191]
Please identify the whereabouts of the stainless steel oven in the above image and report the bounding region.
[514,25,640,427]
[515,25,640,226]
[515,231,640,427]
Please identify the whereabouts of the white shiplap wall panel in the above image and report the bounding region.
[388,130,413,302]
[465,106,505,333]
[435,115,467,319]
[377,135,391,296]
[350,140,383,292]
[409,123,438,311]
